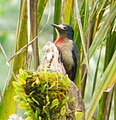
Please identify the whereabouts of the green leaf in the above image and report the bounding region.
[39,116,41,120]
[49,81,56,89]
[23,72,28,80]
[18,101,29,110]
[25,110,33,116]
[114,86,116,120]
[51,99,59,109]
[75,111,83,120]
[34,110,39,120]
[60,106,66,116]
[46,101,50,107]
[86,52,116,120]
[62,96,69,104]
[37,0,48,26]
[27,98,33,103]
[12,81,23,89]
[41,84,47,93]
[63,76,69,88]
[89,3,116,59]
[15,89,26,100]
[25,116,33,120]
[63,0,73,24]
[31,97,39,105]
[35,77,40,84]
[15,86,25,93]
[46,95,49,102]
[19,68,28,80]
[92,46,102,95]
[19,68,24,75]
[17,75,26,85]
[42,106,50,118]
[13,95,20,102]
[53,0,62,40]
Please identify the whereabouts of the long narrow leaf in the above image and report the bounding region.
[92,46,102,96]
[63,0,73,24]
[89,3,116,59]
[37,0,48,26]
[0,1,28,120]
[53,0,62,40]
[86,52,116,120]
[97,22,116,119]
[114,85,116,120]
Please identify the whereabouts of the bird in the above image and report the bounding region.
[51,24,78,82]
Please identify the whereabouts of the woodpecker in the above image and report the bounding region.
[51,24,78,81]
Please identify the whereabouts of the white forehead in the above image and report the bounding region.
[58,24,65,29]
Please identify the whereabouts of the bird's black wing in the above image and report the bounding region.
[71,42,78,81]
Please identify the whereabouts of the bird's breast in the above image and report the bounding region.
[55,39,74,72]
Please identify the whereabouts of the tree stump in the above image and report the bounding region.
[38,41,85,120]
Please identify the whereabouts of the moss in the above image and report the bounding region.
[13,69,70,120]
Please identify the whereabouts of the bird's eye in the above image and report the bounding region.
[63,26,67,30]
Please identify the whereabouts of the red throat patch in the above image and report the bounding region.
[54,37,64,45]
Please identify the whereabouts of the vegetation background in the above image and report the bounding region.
[0,0,115,120]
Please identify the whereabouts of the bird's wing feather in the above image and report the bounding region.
[71,43,78,81]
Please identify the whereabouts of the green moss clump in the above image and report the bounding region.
[13,69,70,120]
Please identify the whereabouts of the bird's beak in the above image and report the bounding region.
[51,24,64,33]
[51,24,59,29]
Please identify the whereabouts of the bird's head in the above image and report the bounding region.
[51,24,74,40]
